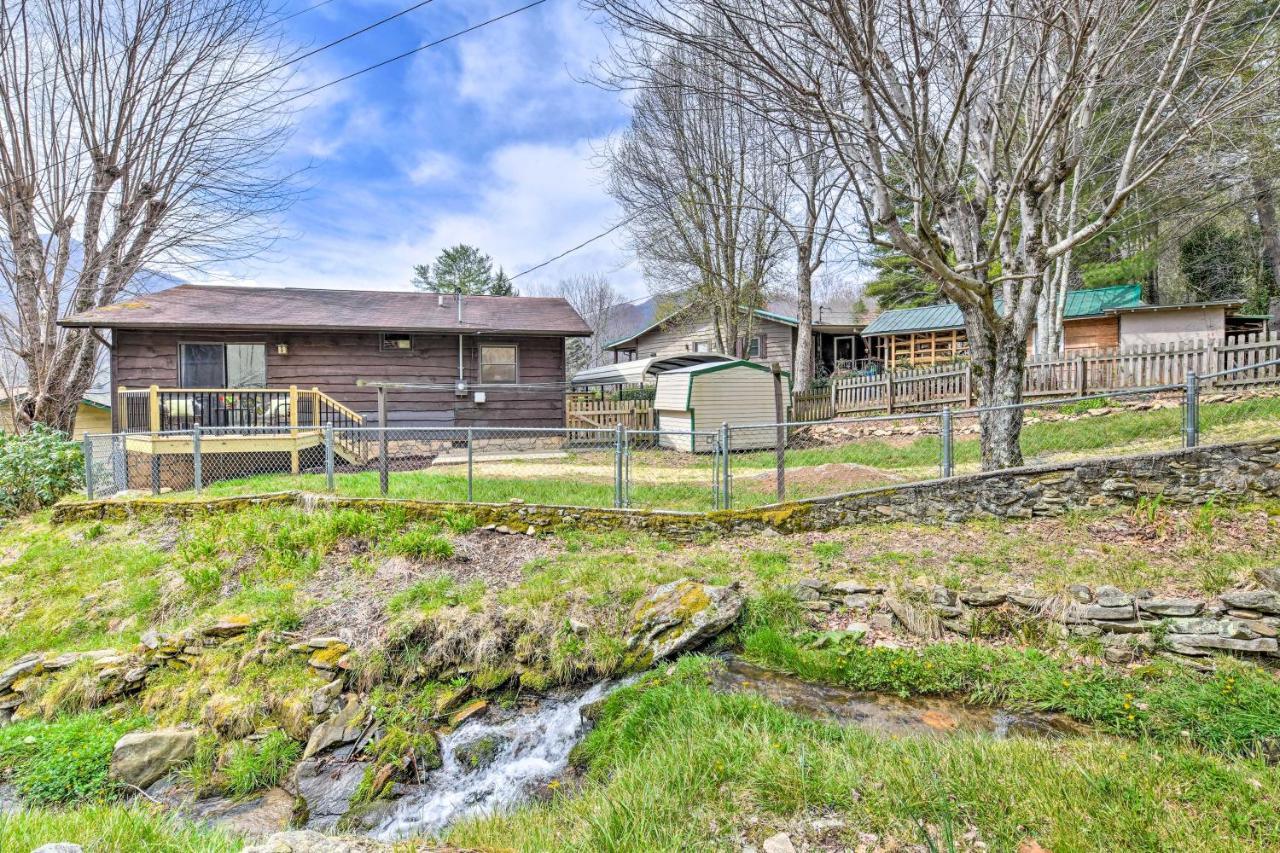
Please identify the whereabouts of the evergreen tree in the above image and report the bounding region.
[1179,223,1249,301]
[863,245,938,308]
[412,245,517,295]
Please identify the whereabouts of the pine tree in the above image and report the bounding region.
[411,245,516,295]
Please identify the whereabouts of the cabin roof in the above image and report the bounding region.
[58,284,592,336]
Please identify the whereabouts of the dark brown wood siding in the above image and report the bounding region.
[111,328,567,429]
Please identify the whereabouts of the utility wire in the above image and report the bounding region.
[510,211,639,281]
[279,0,549,105]
[2,0,550,191]
[262,0,438,78]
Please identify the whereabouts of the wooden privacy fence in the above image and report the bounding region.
[565,394,654,435]
[820,332,1280,416]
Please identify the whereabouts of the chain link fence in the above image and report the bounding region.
[80,358,1280,512]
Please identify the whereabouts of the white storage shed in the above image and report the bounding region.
[654,360,790,452]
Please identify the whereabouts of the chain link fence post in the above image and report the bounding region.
[112,433,126,496]
[466,428,474,502]
[192,424,203,495]
[324,422,335,491]
[940,405,954,478]
[1184,370,1200,448]
[720,422,732,510]
[613,422,624,508]
[83,434,95,499]
[622,426,631,508]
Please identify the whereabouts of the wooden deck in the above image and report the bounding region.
[116,385,369,470]
[122,429,360,461]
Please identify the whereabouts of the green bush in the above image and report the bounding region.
[0,713,145,805]
[0,424,83,515]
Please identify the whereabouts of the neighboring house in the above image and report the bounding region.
[859,285,1267,368]
[58,284,591,431]
[605,303,869,379]
[0,389,112,439]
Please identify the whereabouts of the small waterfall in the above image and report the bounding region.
[373,679,619,841]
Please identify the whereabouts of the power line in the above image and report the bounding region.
[262,0,438,78]
[2,0,549,191]
[18,0,343,94]
[280,0,549,105]
[510,211,639,281]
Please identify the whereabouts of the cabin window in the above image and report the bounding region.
[179,343,267,388]
[479,344,518,384]
[381,334,413,351]
[692,341,711,353]
[746,335,766,358]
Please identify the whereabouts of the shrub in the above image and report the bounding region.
[0,424,83,515]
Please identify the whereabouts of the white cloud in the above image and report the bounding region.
[218,137,640,296]
[407,150,461,185]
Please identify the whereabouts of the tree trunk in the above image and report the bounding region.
[1254,177,1280,299]
[963,308,1029,470]
[794,247,815,392]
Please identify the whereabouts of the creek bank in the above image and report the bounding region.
[788,571,1280,665]
[713,657,1083,738]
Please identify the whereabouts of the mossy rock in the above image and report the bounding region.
[453,734,504,771]
[626,578,744,662]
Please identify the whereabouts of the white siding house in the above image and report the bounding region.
[654,361,790,452]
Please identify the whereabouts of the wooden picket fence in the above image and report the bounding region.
[816,332,1280,417]
[565,394,654,435]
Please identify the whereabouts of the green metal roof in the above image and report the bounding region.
[862,284,1144,337]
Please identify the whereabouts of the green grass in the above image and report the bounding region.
[199,468,717,511]
[740,626,1280,757]
[0,712,147,805]
[388,575,485,615]
[222,730,302,798]
[0,804,241,852]
[451,657,1280,852]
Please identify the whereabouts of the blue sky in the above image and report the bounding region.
[216,0,642,296]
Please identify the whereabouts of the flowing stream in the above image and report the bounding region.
[369,658,1080,842]
[373,679,618,841]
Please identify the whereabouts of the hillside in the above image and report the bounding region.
[0,500,1278,851]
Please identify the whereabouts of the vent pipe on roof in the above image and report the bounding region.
[437,294,444,308]
[456,286,463,325]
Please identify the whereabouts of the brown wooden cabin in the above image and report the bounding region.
[59,285,590,487]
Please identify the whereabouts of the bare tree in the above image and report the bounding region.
[760,119,851,391]
[0,0,296,433]
[592,0,1280,468]
[553,273,625,372]
[606,43,785,357]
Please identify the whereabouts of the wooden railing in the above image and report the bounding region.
[117,386,365,434]
[816,332,1280,416]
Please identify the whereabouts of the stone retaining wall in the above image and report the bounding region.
[793,572,1280,664]
[53,438,1280,537]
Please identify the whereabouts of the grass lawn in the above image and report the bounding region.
[1,499,1280,851]
[112,393,1280,511]
[450,656,1280,852]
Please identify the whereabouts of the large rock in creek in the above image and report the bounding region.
[109,728,197,789]
[626,579,744,664]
